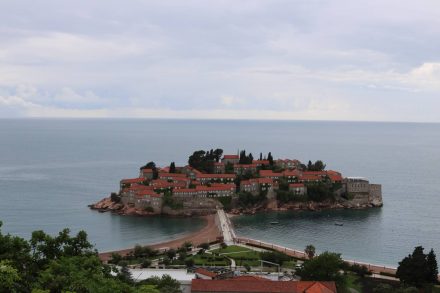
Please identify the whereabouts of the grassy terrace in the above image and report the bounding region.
[211,245,261,267]
[211,245,296,268]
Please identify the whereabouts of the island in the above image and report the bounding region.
[90,149,382,217]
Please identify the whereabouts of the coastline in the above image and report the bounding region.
[98,214,221,262]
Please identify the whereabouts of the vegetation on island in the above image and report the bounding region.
[188,149,223,173]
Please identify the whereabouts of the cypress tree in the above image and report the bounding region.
[268,152,274,166]
[427,249,438,283]
[169,162,176,173]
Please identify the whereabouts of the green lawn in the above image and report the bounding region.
[190,253,230,266]
[345,273,362,292]
[281,260,297,269]
[211,245,261,266]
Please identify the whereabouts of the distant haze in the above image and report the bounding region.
[0,1,439,122]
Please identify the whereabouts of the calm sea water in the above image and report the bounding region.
[0,119,439,265]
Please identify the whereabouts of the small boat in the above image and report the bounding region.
[270,221,279,225]
[334,222,344,226]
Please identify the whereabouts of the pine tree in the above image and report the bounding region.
[169,162,176,173]
[268,152,274,166]
[259,152,263,160]
[427,249,438,283]
[248,153,254,164]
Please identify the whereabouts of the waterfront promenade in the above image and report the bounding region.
[99,209,399,278]
[235,237,398,276]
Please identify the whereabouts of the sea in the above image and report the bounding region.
[0,119,439,266]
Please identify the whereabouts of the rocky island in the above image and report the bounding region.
[90,149,383,216]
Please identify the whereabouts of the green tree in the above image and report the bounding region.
[267,152,274,166]
[169,162,176,173]
[396,246,436,288]
[36,255,132,292]
[373,283,393,293]
[136,285,160,293]
[0,260,21,292]
[141,259,152,268]
[183,241,192,251]
[166,249,176,260]
[185,258,194,268]
[298,251,345,288]
[426,249,438,283]
[198,243,210,250]
[141,275,182,293]
[305,244,316,259]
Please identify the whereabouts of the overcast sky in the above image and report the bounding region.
[1,1,439,122]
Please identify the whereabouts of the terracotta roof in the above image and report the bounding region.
[289,183,305,188]
[303,171,327,176]
[231,275,268,281]
[304,282,337,293]
[191,280,337,293]
[283,170,301,177]
[123,185,154,192]
[135,190,162,198]
[257,178,274,184]
[141,169,153,173]
[299,174,323,181]
[252,160,270,165]
[234,164,258,168]
[223,155,239,159]
[259,170,281,177]
[120,178,145,184]
[158,172,188,178]
[195,268,218,278]
[196,174,236,179]
[174,184,235,194]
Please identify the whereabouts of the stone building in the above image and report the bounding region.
[289,183,307,195]
[222,155,239,165]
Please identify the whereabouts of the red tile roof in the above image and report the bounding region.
[120,178,145,184]
[259,170,281,177]
[158,172,188,178]
[283,170,301,177]
[252,160,270,165]
[195,268,218,278]
[231,275,268,281]
[223,155,239,159]
[257,178,274,184]
[299,174,323,181]
[234,164,258,168]
[196,174,236,179]
[191,280,337,293]
[135,189,161,198]
[289,183,305,188]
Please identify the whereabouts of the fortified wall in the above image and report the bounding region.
[342,177,383,207]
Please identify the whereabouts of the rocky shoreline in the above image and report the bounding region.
[229,199,383,215]
[90,196,383,217]
[89,197,216,217]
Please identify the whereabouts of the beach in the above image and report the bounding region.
[98,214,221,262]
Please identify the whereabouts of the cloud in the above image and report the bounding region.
[0,1,440,121]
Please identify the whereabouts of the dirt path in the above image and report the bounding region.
[99,214,221,262]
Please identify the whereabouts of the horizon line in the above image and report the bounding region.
[1,117,439,124]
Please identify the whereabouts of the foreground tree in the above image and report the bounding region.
[140,274,182,293]
[427,249,438,284]
[169,162,176,173]
[396,246,438,288]
[305,244,316,259]
[298,251,345,288]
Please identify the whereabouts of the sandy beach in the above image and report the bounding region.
[99,214,221,262]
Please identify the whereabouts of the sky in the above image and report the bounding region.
[0,0,439,122]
